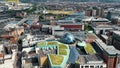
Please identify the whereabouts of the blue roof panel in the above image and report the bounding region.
[67,46,80,64]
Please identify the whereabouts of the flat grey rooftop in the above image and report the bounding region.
[85,55,103,62]
[95,39,120,55]
[113,31,120,36]
[77,54,104,64]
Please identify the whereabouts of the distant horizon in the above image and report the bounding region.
[0,0,120,3]
[19,0,120,3]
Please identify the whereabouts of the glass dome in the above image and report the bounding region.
[61,33,75,44]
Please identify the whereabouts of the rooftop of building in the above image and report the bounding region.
[85,55,103,62]
[39,46,57,57]
[42,25,61,28]
[71,31,86,41]
[0,18,18,28]
[58,23,83,25]
[95,38,120,56]
[22,47,35,54]
[84,43,96,54]
[86,33,98,39]
[70,31,97,41]
[22,47,36,57]
[76,54,104,65]
[4,23,23,31]
[92,24,113,29]
[61,32,75,44]
[82,16,94,22]
[101,35,108,40]
[67,46,80,64]
[22,47,39,67]
[0,21,23,33]
[49,54,64,65]
[90,22,112,29]
[37,41,70,66]
[113,31,120,36]
[0,59,13,68]
[0,49,17,68]
[91,18,110,22]
[82,17,110,23]
[37,41,69,65]
[96,25,112,27]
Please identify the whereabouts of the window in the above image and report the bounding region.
[85,66,89,68]
[90,66,94,68]
[110,58,113,67]
[81,66,84,68]
[95,66,99,68]
[100,66,103,68]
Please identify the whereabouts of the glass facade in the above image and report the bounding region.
[61,33,75,44]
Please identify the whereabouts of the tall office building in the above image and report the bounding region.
[7,0,19,4]
[85,9,92,16]
[96,7,104,17]
[106,11,112,20]
[85,9,96,16]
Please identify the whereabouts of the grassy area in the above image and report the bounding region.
[37,41,69,66]
[37,41,46,46]
[47,41,58,45]
[84,43,96,54]
[84,23,93,31]
[47,10,74,15]
[59,49,67,55]
[50,54,63,65]
[7,0,18,2]
[59,44,67,49]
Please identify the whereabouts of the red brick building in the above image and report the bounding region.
[112,31,120,50]
[85,9,96,16]
[93,39,120,68]
[85,33,97,43]
[59,23,84,31]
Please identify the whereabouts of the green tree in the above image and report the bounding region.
[84,23,92,31]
